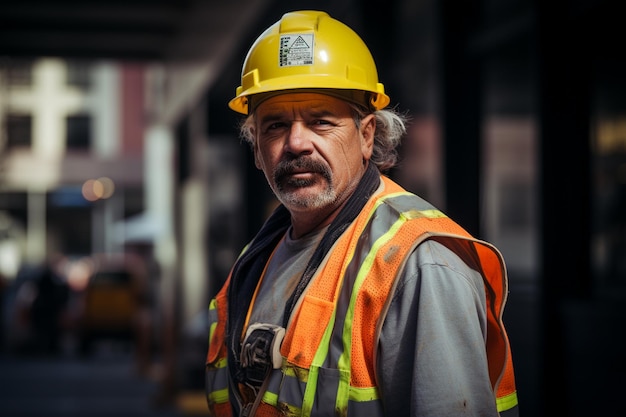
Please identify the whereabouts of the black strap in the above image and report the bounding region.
[227,205,290,390]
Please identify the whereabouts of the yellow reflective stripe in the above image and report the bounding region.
[496,391,518,412]
[403,208,447,219]
[349,385,380,402]
[302,366,318,416]
[208,299,218,340]
[210,357,227,369]
[263,388,304,415]
[380,191,447,220]
[337,215,406,409]
[312,310,338,367]
[283,363,309,381]
[298,197,393,415]
[303,309,338,416]
[333,193,413,408]
[208,321,217,342]
[207,387,229,404]
[262,389,278,406]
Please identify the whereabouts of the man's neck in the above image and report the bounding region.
[289,204,344,239]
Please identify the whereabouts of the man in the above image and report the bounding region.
[206,10,518,417]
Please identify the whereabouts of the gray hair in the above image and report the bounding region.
[238,105,408,173]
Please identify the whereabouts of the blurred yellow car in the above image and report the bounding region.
[77,255,143,355]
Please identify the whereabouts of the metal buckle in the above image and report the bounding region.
[240,323,285,388]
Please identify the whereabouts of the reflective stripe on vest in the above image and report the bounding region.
[206,291,233,415]
[205,176,517,416]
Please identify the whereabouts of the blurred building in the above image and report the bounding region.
[0,55,250,405]
[0,58,144,268]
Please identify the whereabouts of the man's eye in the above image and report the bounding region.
[313,119,332,126]
[266,122,286,131]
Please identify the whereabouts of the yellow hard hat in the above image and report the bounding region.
[229,10,390,114]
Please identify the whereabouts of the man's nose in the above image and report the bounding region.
[284,122,313,155]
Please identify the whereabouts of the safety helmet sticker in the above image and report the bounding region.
[279,34,314,67]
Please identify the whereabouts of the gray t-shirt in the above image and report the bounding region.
[248,225,326,326]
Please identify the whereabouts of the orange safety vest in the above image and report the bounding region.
[206,175,518,416]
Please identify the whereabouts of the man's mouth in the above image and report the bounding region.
[286,169,317,179]
[278,171,319,188]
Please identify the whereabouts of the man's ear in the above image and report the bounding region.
[248,126,263,170]
[253,144,263,170]
[360,114,376,160]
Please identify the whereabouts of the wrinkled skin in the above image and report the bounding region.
[252,93,376,239]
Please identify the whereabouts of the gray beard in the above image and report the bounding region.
[275,180,337,209]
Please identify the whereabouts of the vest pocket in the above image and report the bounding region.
[309,365,350,415]
[284,294,334,367]
[271,365,349,416]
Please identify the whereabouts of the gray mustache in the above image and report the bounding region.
[274,158,332,184]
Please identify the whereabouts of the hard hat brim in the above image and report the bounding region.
[229,75,390,114]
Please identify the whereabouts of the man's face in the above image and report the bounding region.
[252,92,375,215]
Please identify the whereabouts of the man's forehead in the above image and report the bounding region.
[256,92,349,114]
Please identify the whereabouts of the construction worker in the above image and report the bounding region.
[206,10,518,417]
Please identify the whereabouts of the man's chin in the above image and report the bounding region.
[278,189,316,205]
[277,188,335,210]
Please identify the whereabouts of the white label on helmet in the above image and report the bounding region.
[279,34,314,67]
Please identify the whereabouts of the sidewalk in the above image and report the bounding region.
[0,345,193,417]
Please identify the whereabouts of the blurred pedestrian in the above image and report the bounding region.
[31,257,69,354]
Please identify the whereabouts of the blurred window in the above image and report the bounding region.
[66,114,91,149]
[591,57,626,294]
[482,40,538,278]
[6,60,33,86]
[66,61,92,89]
[499,181,533,230]
[5,114,33,148]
